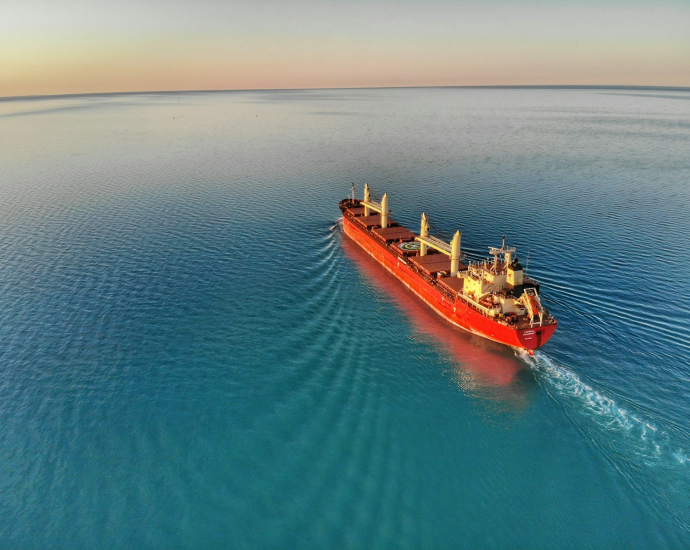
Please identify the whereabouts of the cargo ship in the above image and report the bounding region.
[339,185,557,352]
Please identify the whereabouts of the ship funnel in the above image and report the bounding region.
[381,193,389,229]
[450,231,462,276]
[363,183,371,216]
[420,213,429,256]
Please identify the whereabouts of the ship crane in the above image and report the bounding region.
[414,213,464,277]
[361,183,390,228]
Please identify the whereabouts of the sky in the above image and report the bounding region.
[1,0,689,97]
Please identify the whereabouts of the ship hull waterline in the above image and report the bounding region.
[341,214,557,351]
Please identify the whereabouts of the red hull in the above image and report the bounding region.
[342,214,557,350]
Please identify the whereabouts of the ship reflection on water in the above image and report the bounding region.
[341,230,535,408]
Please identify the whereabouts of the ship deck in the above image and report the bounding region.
[372,226,417,243]
[438,275,465,293]
[410,253,468,276]
[354,214,390,229]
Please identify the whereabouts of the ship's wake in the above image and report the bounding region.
[521,350,690,533]
[521,351,684,462]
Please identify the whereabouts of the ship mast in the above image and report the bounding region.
[419,213,429,256]
[450,231,461,276]
[488,235,516,272]
[363,183,371,216]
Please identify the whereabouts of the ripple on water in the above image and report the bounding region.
[1,88,690,549]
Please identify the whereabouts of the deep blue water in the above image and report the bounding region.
[1,88,689,549]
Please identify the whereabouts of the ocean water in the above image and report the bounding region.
[0,87,689,549]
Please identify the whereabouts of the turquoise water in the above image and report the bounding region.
[1,88,689,549]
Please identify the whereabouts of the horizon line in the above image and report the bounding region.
[2,84,690,103]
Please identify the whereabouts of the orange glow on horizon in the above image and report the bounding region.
[2,2,689,97]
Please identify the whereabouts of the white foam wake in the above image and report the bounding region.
[520,350,690,534]
[519,350,689,467]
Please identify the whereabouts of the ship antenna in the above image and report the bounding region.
[351,183,356,201]
[502,235,506,250]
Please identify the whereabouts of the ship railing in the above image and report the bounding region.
[455,292,500,318]
[398,259,460,301]
[455,293,481,313]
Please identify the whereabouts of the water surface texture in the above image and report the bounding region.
[1,88,689,549]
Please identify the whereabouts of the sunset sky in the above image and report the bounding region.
[2,0,689,97]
